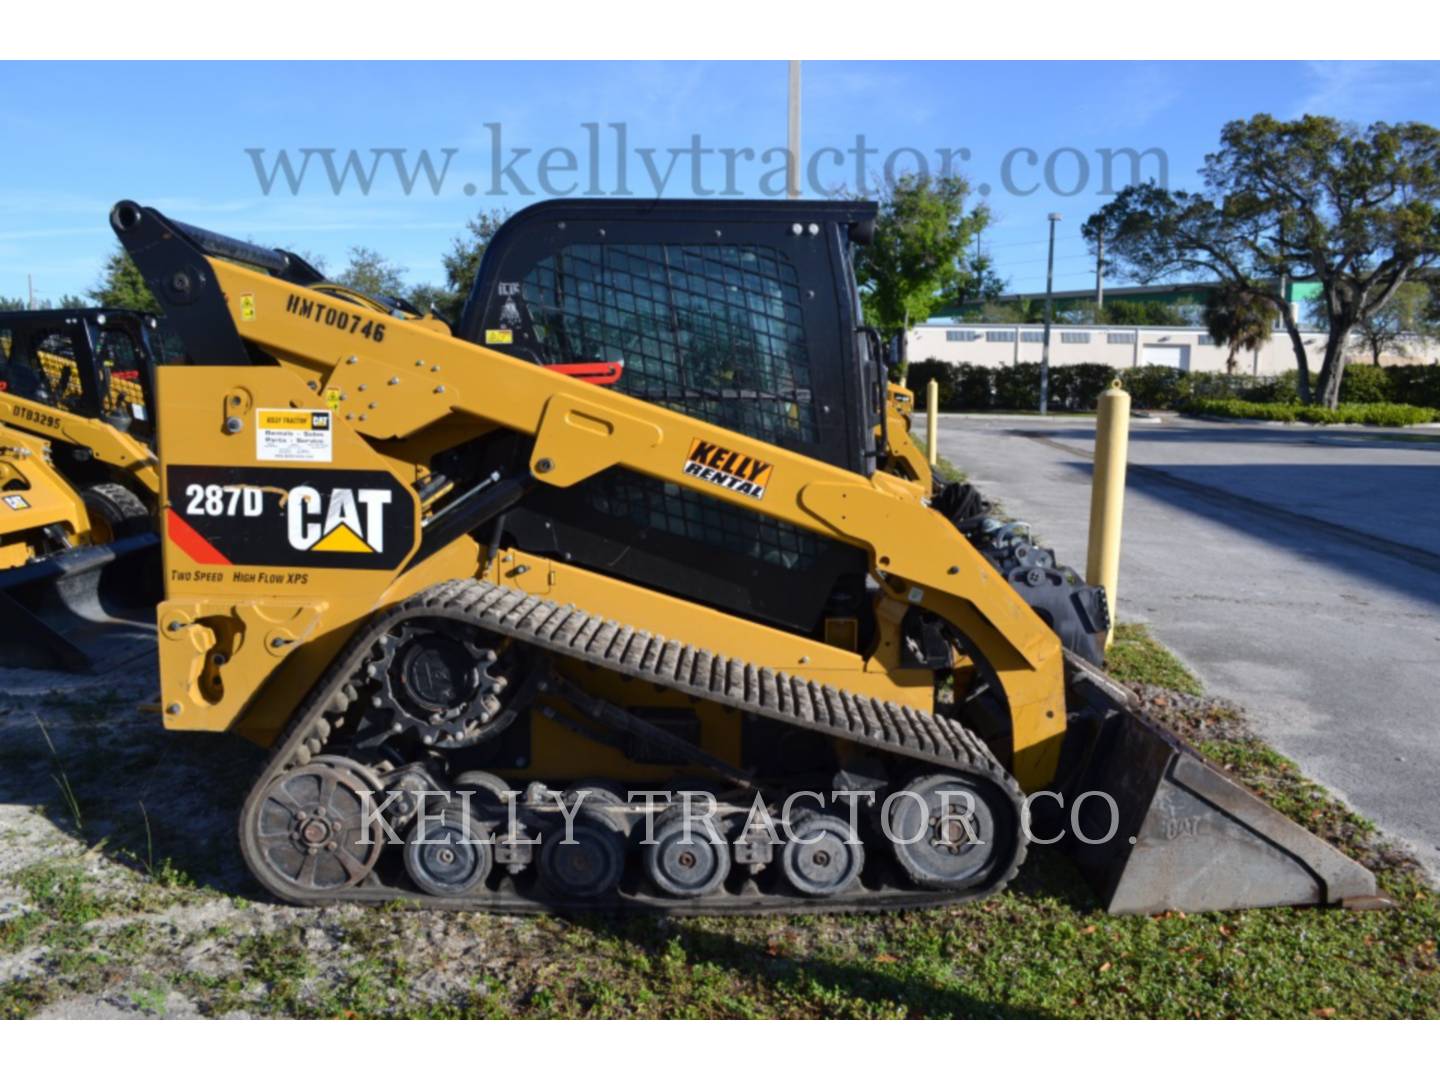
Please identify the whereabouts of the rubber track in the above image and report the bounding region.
[241,578,1029,914]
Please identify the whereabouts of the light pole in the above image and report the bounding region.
[1094,230,1105,310]
[1040,212,1061,415]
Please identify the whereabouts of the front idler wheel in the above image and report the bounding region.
[247,761,383,894]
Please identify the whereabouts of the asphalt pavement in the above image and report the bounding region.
[932,413,1440,877]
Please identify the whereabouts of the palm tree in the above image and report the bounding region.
[1204,286,1274,374]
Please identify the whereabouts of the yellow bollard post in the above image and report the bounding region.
[1086,380,1131,650]
[926,378,939,468]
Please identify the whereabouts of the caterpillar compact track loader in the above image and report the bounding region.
[114,198,1380,915]
[0,307,171,670]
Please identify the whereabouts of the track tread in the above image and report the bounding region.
[242,578,1029,914]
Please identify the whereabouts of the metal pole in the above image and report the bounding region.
[1040,212,1061,415]
[926,378,939,468]
[1086,380,1131,650]
[787,61,802,200]
[1095,233,1105,310]
[27,274,34,311]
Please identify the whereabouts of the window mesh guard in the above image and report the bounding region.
[521,243,817,444]
[519,242,826,570]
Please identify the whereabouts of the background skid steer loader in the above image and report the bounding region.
[116,198,1381,915]
[0,308,168,670]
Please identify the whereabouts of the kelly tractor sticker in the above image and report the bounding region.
[256,408,333,463]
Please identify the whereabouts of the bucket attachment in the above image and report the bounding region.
[0,532,160,672]
[1063,659,1384,915]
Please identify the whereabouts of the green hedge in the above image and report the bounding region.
[905,358,1440,416]
[1182,399,1438,427]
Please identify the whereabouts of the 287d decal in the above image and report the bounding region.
[165,465,415,570]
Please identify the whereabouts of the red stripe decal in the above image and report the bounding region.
[166,507,231,566]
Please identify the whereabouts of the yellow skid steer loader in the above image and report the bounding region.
[111,198,1379,915]
[0,308,169,670]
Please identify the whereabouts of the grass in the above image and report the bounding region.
[2,500,1437,1019]
[5,654,1437,1020]
[1105,622,1204,696]
[905,431,966,485]
[1183,398,1437,427]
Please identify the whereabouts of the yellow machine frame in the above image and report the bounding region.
[0,427,92,568]
[0,390,159,500]
[150,254,1067,790]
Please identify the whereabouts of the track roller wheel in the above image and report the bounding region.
[538,809,627,899]
[454,769,511,811]
[247,762,383,893]
[403,807,493,897]
[778,810,864,898]
[643,807,732,898]
[885,773,1005,889]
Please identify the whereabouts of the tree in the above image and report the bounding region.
[432,209,510,323]
[953,248,1008,307]
[1085,115,1440,407]
[335,246,409,300]
[1,293,86,311]
[88,247,159,313]
[1062,298,1192,326]
[853,174,988,336]
[1205,285,1274,373]
[1350,281,1436,364]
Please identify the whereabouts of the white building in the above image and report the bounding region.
[907,323,1326,376]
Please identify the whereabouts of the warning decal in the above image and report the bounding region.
[256,409,333,463]
[682,438,774,501]
[3,494,30,511]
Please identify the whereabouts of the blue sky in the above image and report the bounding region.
[2,60,1438,304]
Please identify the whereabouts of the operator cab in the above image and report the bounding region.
[455,199,884,636]
[0,308,165,441]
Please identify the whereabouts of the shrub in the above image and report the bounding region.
[1239,372,1303,404]
[993,362,1043,410]
[951,363,993,410]
[1120,364,1190,409]
[1385,363,1440,408]
[1049,363,1117,412]
[904,359,957,410]
[1183,371,1243,402]
[1182,398,1436,427]
[903,356,1440,415]
[1336,363,1393,404]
